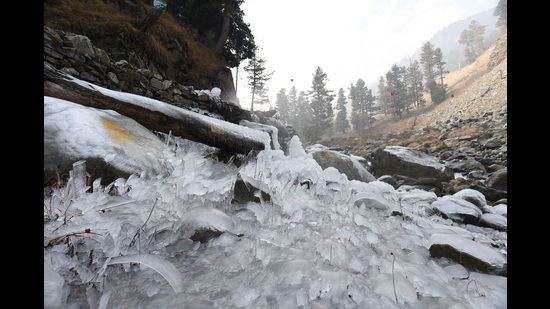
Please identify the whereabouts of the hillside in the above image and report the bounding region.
[322,32,507,156]
[397,8,501,73]
[43,0,231,96]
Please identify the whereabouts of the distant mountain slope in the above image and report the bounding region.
[323,32,506,150]
[400,8,500,72]
[369,8,500,93]
[376,32,506,136]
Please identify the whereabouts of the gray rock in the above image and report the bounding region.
[429,233,506,276]
[311,149,376,183]
[371,146,454,182]
[485,167,507,191]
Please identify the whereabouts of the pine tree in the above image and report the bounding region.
[334,88,350,134]
[287,86,298,127]
[385,65,407,118]
[433,48,448,85]
[305,67,335,142]
[405,60,425,110]
[376,76,391,116]
[256,86,271,108]
[347,83,356,128]
[349,79,376,135]
[420,42,448,104]
[459,20,487,64]
[244,47,273,111]
[420,41,436,94]
[167,0,255,68]
[494,0,507,34]
[294,91,311,141]
[363,85,376,132]
[275,88,290,121]
[431,47,449,104]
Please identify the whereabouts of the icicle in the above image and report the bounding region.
[107,253,184,294]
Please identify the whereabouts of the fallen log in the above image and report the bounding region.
[43,62,269,155]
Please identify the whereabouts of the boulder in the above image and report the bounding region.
[310,148,376,183]
[371,146,455,182]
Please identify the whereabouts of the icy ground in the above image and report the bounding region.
[44,126,506,309]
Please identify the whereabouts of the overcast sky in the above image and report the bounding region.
[232,0,499,110]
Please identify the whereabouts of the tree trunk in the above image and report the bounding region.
[43,64,267,155]
[214,0,232,56]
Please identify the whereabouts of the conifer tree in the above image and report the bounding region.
[494,0,507,34]
[275,88,290,121]
[244,47,273,111]
[420,41,448,104]
[385,65,407,118]
[431,48,449,104]
[305,67,335,142]
[405,60,425,110]
[167,0,255,68]
[459,20,487,64]
[294,91,311,141]
[420,41,436,93]
[347,83,358,129]
[376,76,391,116]
[256,85,271,108]
[287,86,298,127]
[433,48,448,85]
[334,88,350,134]
[349,79,376,135]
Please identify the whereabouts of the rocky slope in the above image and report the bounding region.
[322,33,507,162]
[320,34,507,202]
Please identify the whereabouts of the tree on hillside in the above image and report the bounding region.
[431,48,449,104]
[287,86,299,127]
[168,0,255,67]
[294,91,311,141]
[213,0,234,55]
[256,86,271,109]
[305,67,335,142]
[405,60,425,110]
[275,88,291,121]
[349,79,376,135]
[459,20,487,65]
[385,65,408,118]
[243,47,273,111]
[420,41,436,92]
[433,48,448,85]
[334,88,350,134]
[420,41,448,104]
[219,1,256,67]
[494,0,507,34]
[376,76,391,116]
[348,83,358,129]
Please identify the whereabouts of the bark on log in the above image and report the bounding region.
[43,63,267,155]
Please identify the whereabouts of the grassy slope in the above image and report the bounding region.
[43,0,225,89]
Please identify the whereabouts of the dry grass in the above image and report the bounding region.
[44,0,138,34]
